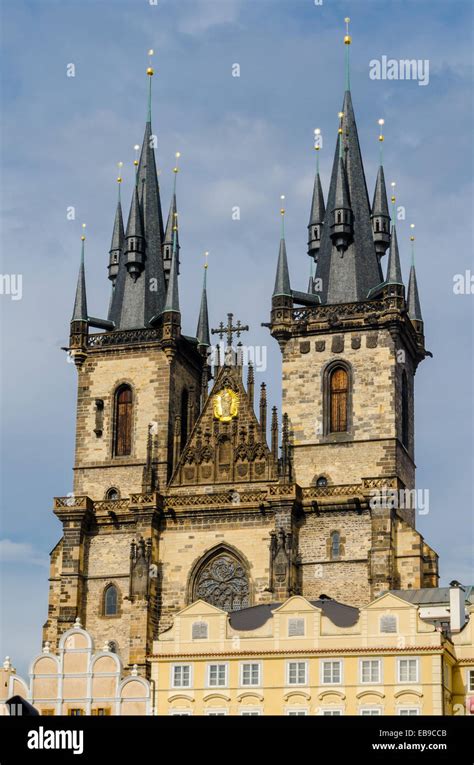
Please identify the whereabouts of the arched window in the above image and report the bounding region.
[330,531,340,560]
[114,385,133,457]
[192,551,250,612]
[105,487,119,501]
[316,476,328,487]
[180,389,189,451]
[104,584,118,617]
[329,366,349,433]
[401,371,409,449]
[375,219,380,232]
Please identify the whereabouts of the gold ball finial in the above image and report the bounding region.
[117,161,123,183]
[280,194,285,215]
[133,144,140,167]
[147,48,154,76]
[81,222,86,241]
[344,17,351,45]
[410,223,415,241]
[204,251,209,269]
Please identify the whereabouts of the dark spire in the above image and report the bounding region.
[330,155,353,252]
[163,192,179,282]
[124,185,145,280]
[371,165,391,259]
[308,162,325,262]
[107,195,125,324]
[386,225,404,286]
[163,226,180,314]
[407,264,423,321]
[315,90,383,304]
[273,204,291,297]
[117,59,167,330]
[196,260,210,348]
[72,236,88,321]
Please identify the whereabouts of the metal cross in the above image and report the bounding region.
[211,313,249,347]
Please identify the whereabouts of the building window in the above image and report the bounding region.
[360,659,381,684]
[114,385,133,457]
[92,708,111,716]
[401,371,409,449]
[68,709,84,716]
[287,709,308,716]
[191,621,208,640]
[329,366,349,433]
[360,708,381,716]
[468,669,474,692]
[207,664,227,688]
[241,710,262,716]
[330,531,341,560]
[206,710,228,716]
[241,663,261,687]
[180,389,189,451]
[105,487,120,500]
[322,709,343,716]
[380,615,397,634]
[288,618,305,637]
[172,664,192,689]
[41,709,55,716]
[287,661,308,686]
[398,708,420,716]
[192,550,250,612]
[316,476,328,487]
[103,584,119,617]
[321,660,342,685]
[169,710,192,716]
[397,658,419,683]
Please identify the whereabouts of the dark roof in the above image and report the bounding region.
[309,171,325,226]
[386,226,404,286]
[389,587,474,605]
[71,241,88,322]
[315,90,383,304]
[371,165,390,218]
[228,598,359,631]
[196,269,210,347]
[407,264,423,321]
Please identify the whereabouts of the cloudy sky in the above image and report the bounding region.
[0,0,472,676]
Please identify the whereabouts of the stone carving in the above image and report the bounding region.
[130,537,151,599]
[269,527,293,594]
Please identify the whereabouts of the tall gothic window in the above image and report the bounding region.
[329,366,349,433]
[104,584,118,616]
[192,552,250,612]
[401,371,409,449]
[180,389,189,451]
[114,385,133,457]
[330,531,341,560]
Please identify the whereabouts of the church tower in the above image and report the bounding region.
[45,34,439,677]
[270,21,438,605]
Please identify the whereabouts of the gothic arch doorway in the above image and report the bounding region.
[189,546,251,612]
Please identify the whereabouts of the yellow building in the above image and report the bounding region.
[149,588,474,717]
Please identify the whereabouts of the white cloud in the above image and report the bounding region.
[178,0,242,35]
[0,539,48,568]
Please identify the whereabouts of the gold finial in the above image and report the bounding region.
[344,17,351,45]
[338,111,344,135]
[280,194,285,215]
[173,151,181,174]
[204,251,209,269]
[410,223,415,241]
[378,118,385,142]
[81,222,86,241]
[147,48,154,76]
[117,161,123,183]
[133,144,140,167]
[314,127,321,151]
[390,181,396,204]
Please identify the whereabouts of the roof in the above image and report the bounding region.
[388,587,474,606]
[228,597,360,631]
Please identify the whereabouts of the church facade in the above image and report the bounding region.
[43,36,439,677]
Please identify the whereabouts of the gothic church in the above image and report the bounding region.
[44,36,439,675]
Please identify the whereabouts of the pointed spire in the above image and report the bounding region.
[72,227,88,321]
[273,197,291,297]
[407,227,423,321]
[308,132,325,262]
[372,165,390,219]
[163,222,180,314]
[163,153,181,283]
[386,225,403,286]
[196,253,210,348]
[124,185,145,280]
[108,178,125,283]
[330,154,353,252]
[371,119,391,260]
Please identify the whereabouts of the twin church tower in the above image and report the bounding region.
[45,31,438,674]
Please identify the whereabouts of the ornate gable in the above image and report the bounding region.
[170,364,276,487]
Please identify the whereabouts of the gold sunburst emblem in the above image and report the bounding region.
[213,388,239,422]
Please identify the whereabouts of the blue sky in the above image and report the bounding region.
[0,0,473,677]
